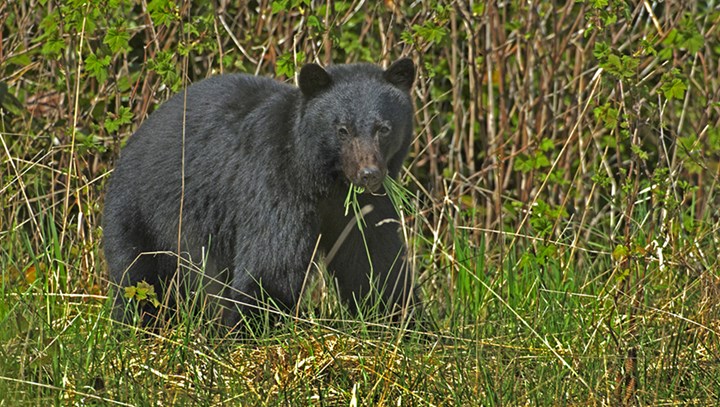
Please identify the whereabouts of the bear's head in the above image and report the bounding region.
[298,59,415,193]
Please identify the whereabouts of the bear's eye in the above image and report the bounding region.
[377,124,391,136]
[337,126,350,137]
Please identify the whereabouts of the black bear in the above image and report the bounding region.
[103,58,416,328]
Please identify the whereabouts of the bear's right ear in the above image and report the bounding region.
[299,63,332,97]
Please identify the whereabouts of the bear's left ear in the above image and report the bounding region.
[299,63,332,97]
[384,58,415,92]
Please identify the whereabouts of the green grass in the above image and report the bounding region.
[1,197,718,404]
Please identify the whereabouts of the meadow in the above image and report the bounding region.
[1,1,719,405]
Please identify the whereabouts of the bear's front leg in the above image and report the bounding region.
[221,221,319,329]
[321,189,416,319]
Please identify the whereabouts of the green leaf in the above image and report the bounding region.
[663,28,679,46]
[533,151,550,168]
[104,26,131,54]
[593,103,618,130]
[8,54,32,66]
[124,286,136,299]
[593,41,610,59]
[41,37,65,57]
[612,244,629,261]
[104,106,133,133]
[412,21,448,45]
[513,154,534,173]
[117,75,132,92]
[660,78,687,100]
[276,52,304,77]
[640,38,657,56]
[539,138,554,152]
[591,170,611,188]
[271,0,289,13]
[682,31,704,54]
[657,47,673,61]
[603,53,622,73]
[125,280,160,308]
[620,55,639,77]
[147,0,178,26]
[148,50,180,91]
[631,144,648,160]
[307,15,322,29]
[85,53,111,84]
[603,13,617,26]
[530,214,553,238]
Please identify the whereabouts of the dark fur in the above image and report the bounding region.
[103,59,416,328]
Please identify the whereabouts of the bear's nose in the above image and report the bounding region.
[358,166,383,191]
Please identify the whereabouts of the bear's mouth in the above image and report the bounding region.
[357,178,384,193]
[348,166,386,193]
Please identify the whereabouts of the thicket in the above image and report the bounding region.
[1,0,719,404]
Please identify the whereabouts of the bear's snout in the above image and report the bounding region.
[357,166,384,192]
[341,138,387,192]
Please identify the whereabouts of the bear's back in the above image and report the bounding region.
[105,73,301,241]
[114,73,299,181]
[125,74,294,147]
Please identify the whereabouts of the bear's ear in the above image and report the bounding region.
[384,58,415,92]
[299,63,332,97]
